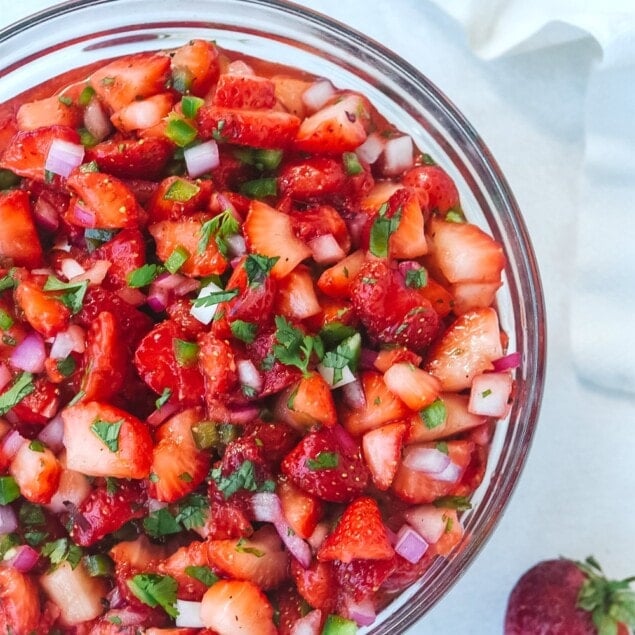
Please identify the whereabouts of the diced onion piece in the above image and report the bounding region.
[345,595,377,627]
[433,460,462,483]
[290,609,323,635]
[184,140,220,178]
[308,233,346,265]
[190,280,224,325]
[225,404,260,425]
[70,202,96,227]
[382,135,414,176]
[394,524,429,564]
[302,79,336,113]
[33,196,60,231]
[251,492,281,523]
[46,467,91,514]
[71,259,111,286]
[225,234,247,258]
[10,332,46,373]
[360,348,379,371]
[146,401,179,427]
[0,363,12,392]
[306,521,329,552]
[492,351,521,372]
[0,505,18,535]
[317,363,357,389]
[38,413,65,453]
[341,378,366,409]
[227,60,254,75]
[237,359,263,393]
[50,325,85,359]
[468,372,513,417]
[45,138,85,178]
[175,599,205,628]
[356,132,385,164]
[1,430,26,461]
[6,544,40,572]
[84,98,112,142]
[403,505,447,544]
[402,446,450,474]
[60,258,85,280]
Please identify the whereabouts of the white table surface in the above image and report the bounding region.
[2,1,634,634]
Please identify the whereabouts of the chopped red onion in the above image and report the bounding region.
[10,332,46,373]
[302,79,336,112]
[146,401,179,427]
[50,325,85,359]
[382,135,414,177]
[174,277,200,297]
[116,286,146,307]
[355,132,385,164]
[468,372,513,418]
[147,498,168,513]
[225,234,247,258]
[71,259,111,286]
[317,363,356,389]
[0,364,12,392]
[227,60,254,75]
[308,233,346,265]
[175,599,204,628]
[290,609,322,635]
[185,140,220,178]
[6,544,40,572]
[345,595,377,627]
[84,98,112,142]
[33,196,59,231]
[251,492,282,523]
[226,404,260,425]
[274,515,312,569]
[433,460,462,483]
[1,430,26,460]
[146,280,169,313]
[70,201,96,227]
[341,378,366,410]
[102,607,148,627]
[214,192,238,217]
[359,347,379,371]
[237,359,263,393]
[45,138,85,178]
[394,524,429,564]
[397,260,424,280]
[306,521,329,552]
[402,446,451,474]
[0,505,18,535]
[403,506,446,544]
[60,257,85,280]
[492,351,521,372]
[38,413,65,453]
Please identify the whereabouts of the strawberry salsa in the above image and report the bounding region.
[0,38,516,634]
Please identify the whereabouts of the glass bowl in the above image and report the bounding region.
[0,1,546,632]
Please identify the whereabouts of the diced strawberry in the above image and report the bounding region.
[86,137,174,181]
[9,377,60,426]
[89,52,172,112]
[281,427,369,503]
[89,228,146,290]
[71,480,147,547]
[197,332,238,400]
[157,539,214,601]
[351,259,441,354]
[134,320,206,405]
[278,476,324,540]
[431,508,464,557]
[405,392,487,444]
[213,73,277,109]
[272,75,312,118]
[80,311,127,402]
[401,165,460,214]
[317,249,365,299]
[197,105,301,149]
[340,371,410,436]
[386,187,428,259]
[333,558,397,603]
[275,371,337,431]
[373,346,422,373]
[65,171,141,229]
[383,362,441,411]
[279,157,347,201]
[243,200,312,279]
[0,568,43,635]
[296,93,370,154]
[110,535,166,571]
[148,214,228,277]
[418,276,455,318]
[9,442,61,504]
[200,579,277,635]
[450,280,502,314]
[110,92,174,132]
[16,94,82,131]
[289,204,351,253]
[317,497,394,563]
[275,265,322,321]
[290,558,337,613]
[391,440,474,504]
[244,420,300,470]
[277,584,311,635]
[166,297,207,338]
[149,407,211,503]
[427,218,505,284]
[362,422,407,491]
[171,39,220,97]
[0,125,80,182]
[62,400,154,479]
[207,526,289,590]
[146,176,213,222]
[380,552,435,595]
[0,190,43,268]
[425,307,503,391]
[14,277,70,338]
[202,499,254,541]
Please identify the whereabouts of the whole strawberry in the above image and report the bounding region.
[504,557,635,635]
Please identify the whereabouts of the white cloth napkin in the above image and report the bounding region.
[429,0,635,396]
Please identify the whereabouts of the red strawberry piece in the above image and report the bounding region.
[16,94,82,131]
[89,52,172,112]
[505,557,635,635]
[157,540,216,601]
[291,558,337,613]
[14,276,70,338]
[171,39,220,97]
[90,227,146,290]
[0,568,43,635]
[351,258,441,354]
[277,584,309,635]
[401,164,460,214]
[80,310,127,402]
[0,125,80,182]
[166,297,207,338]
[86,137,174,180]
[110,92,174,133]
[317,249,365,299]
[279,157,347,201]
[65,171,141,229]
[373,346,422,373]
[385,187,428,259]
[9,442,61,505]
[289,203,351,253]
[149,407,211,503]
[278,476,324,540]
[10,377,60,425]
[317,497,395,564]
[134,320,205,405]
[146,176,213,222]
[362,422,407,491]
[281,427,369,503]
[197,105,301,149]
[219,435,271,487]
[333,557,397,602]
[244,420,300,469]
[70,480,147,547]
[213,73,277,110]
[203,499,254,541]
[0,190,44,268]
[380,552,435,595]
[197,332,239,400]
[276,371,337,431]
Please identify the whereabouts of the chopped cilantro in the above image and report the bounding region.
[179,472,193,482]
[164,245,190,274]
[436,441,449,455]
[306,451,339,471]
[342,151,363,175]
[191,287,239,308]
[212,119,227,142]
[108,615,123,626]
[260,353,276,372]
[233,147,283,171]
[0,476,20,505]
[143,508,181,538]
[78,85,95,106]
[173,338,199,367]
[90,418,123,453]
[198,210,240,256]
[155,388,172,410]
[127,263,163,288]
[421,152,436,165]
[405,267,428,289]
[321,332,361,385]
[78,128,97,148]
[43,276,88,314]
[230,319,258,343]
[105,477,119,495]
[241,385,258,398]
[175,493,209,530]
[83,553,114,577]
[56,355,76,377]
[58,95,73,107]
[41,537,83,570]
[84,227,117,251]
[0,371,35,416]
[419,399,447,430]
[433,496,473,511]
[319,322,357,347]
[369,203,401,258]
[164,178,200,202]
[481,388,492,398]
[210,460,272,499]
[19,502,46,526]
[235,538,264,557]
[0,309,14,330]
[244,254,279,287]
[127,573,178,618]
[273,315,323,376]
[185,565,219,586]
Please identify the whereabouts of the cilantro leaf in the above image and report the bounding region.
[244,254,279,287]
[273,315,323,376]
[369,204,401,258]
[42,276,88,314]
[191,287,238,308]
[90,419,123,452]
[230,319,258,343]
[127,263,163,288]
[127,573,178,618]
[198,210,240,256]
[185,565,219,586]
[0,372,35,416]
[405,267,428,289]
[321,332,361,385]
[210,460,271,500]
[41,537,83,570]
[56,355,76,377]
[419,399,447,430]
[433,496,473,511]
[175,493,209,530]
[306,451,339,471]
[235,538,264,557]
[155,388,172,410]
[143,508,181,539]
